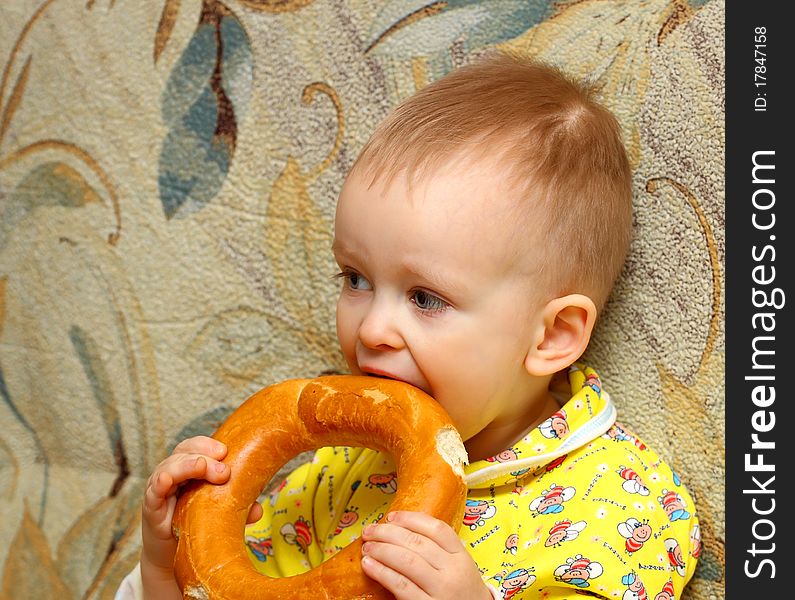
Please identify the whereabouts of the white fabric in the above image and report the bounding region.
[114,562,142,600]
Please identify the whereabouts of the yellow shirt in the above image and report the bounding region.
[244,365,700,599]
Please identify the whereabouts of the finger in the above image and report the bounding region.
[246,502,264,524]
[362,535,442,593]
[361,554,430,600]
[170,454,231,486]
[143,470,173,514]
[361,522,446,570]
[383,511,464,555]
[152,469,175,498]
[145,455,229,511]
[173,436,227,460]
[143,473,178,540]
[183,455,230,483]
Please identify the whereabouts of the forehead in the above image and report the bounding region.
[337,157,539,265]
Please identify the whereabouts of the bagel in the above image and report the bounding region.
[172,375,469,599]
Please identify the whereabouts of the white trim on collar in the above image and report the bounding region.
[464,391,617,488]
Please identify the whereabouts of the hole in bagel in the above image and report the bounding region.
[243,446,401,574]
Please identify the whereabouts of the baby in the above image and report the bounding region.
[118,51,699,600]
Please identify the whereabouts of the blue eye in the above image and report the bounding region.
[412,290,448,313]
[336,270,372,291]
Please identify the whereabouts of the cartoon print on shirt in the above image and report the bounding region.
[488,449,520,463]
[463,499,497,530]
[504,533,518,555]
[529,483,575,516]
[494,567,536,599]
[245,535,273,562]
[544,519,587,547]
[280,516,312,553]
[654,579,676,600]
[664,537,687,576]
[545,454,567,473]
[621,570,648,600]
[487,447,531,479]
[658,489,691,521]
[553,554,603,588]
[604,423,647,451]
[584,372,602,395]
[333,508,359,536]
[539,409,570,439]
[690,523,702,558]
[617,517,652,554]
[617,465,650,496]
[367,472,398,494]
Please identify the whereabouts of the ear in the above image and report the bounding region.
[524,294,597,377]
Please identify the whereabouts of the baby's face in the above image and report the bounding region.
[333,164,549,459]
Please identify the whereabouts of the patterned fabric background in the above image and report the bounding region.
[0,1,724,598]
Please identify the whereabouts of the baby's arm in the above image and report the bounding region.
[140,435,262,600]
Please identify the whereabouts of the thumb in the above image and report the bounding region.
[246,502,263,524]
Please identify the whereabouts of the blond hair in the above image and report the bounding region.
[349,51,633,311]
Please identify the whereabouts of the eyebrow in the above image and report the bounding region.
[400,260,467,299]
[330,239,347,254]
[331,240,367,262]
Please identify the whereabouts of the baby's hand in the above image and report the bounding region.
[140,436,263,597]
[361,511,492,600]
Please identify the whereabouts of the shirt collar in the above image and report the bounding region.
[463,364,617,489]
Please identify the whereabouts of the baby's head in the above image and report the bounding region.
[332,51,632,460]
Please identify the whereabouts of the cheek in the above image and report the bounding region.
[335,302,359,361]
[425,333,502,384]
[425,356,502,427]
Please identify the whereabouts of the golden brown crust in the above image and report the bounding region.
[173,376,468,599]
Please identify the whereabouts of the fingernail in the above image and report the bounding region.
[386,512,396,522]
[362,542,372,553]
[214,462,226,473]
[363,524,375,536]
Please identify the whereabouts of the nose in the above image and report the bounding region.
[358,297,405,350]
